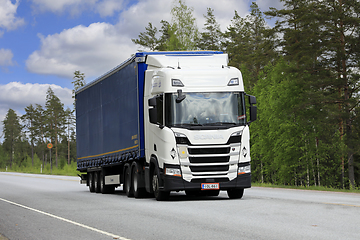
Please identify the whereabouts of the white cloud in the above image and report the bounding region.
[0,48,14,66]
[256,0,284,11]
[0,82,73,109]
[31,0,125,17]
[26,0,283,80]
[0,82,73,139]
[26,22,135,79]
[96,0,125,17]
[0,0,25,33]
[31,0,96,15]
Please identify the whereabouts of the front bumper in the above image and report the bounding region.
[162,172,251,192]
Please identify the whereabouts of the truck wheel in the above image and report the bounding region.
[132,164,146,198]
[89,172,95,193]
[125,167,134,197]
[152,168,169,201]
[99,171,115,194]
[94,171,101,193]
[227,188,244,199]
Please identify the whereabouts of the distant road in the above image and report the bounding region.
[1,172,359,240]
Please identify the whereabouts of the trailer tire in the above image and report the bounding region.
[89,172,95,193]
[152,168,169,201]
[227,188,244,199]
[132,163,146,198]
[124,166,134,197]
[94,171,101,193]
[99,171,115,194]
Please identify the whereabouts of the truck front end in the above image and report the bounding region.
[142,52,256,200]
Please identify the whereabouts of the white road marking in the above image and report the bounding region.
[0,197,131,240]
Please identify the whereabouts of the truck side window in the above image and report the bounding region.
[156,95,163,125]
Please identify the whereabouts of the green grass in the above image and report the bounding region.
[252,182,360,193]
[0,155,80,176]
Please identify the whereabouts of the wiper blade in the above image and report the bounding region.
[203,122,237,126]
[171,123,203,127]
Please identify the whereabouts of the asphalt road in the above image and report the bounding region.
[0,172,359,240]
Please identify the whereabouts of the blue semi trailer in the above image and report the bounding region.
[76,51,257,200]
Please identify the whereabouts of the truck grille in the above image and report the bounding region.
[189,156,229,164]
[177,135,241,182]
[186,145,233,174]
[190,165,229,172]
[188,147,230,155]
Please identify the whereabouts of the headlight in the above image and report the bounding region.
[231,131,243,137]
[174,132,190,145]
[174,132,187,138]
[165,168,181,177]
[238,165,251,175]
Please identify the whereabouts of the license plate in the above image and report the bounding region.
[201,183,219,190]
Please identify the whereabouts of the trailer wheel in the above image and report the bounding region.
[152,168,169,201]
[99,171,115,194]
[132,163,146,198]
[89,172,95,193]
[124,167,134,197]
[94,171,101,193]
[227,188,244,199]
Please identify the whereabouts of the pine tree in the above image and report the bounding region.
[198,8,223,51]
[131,22,159,51]
[225,3,277,91]
[72,70,85,108]
[64,107,75,165]
[2,109,22,168]
[21,104,37,166]
[45,87,66,168]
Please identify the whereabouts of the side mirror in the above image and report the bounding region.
[246,94,257,123]
[148,96,164,128]
[250,105,257,122]
[148,97,157,124]
[249,95,256,105]
[148,97,156,107]
[149,108,157,124]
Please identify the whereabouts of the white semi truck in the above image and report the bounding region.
[76,51,257,200]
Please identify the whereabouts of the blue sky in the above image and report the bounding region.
[0,0,282,138]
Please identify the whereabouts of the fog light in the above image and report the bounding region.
[165,168,181,177]
[238,165,251,175]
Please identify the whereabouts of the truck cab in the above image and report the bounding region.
[142,53,256,200]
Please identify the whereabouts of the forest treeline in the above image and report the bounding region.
[131,0,360,189]
[1,0,359,189]
[0,71,85,172]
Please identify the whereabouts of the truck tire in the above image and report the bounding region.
[94,171,101,193]
[89,172,95,193]
[100,171,115,194]
[124,166,134,197]
[227,188,244,199]
[152,168,170,201]
[132,163,146,198]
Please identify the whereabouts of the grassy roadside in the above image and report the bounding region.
[252,182,360,193]
[0,161,80,176]
[0,234,8,240]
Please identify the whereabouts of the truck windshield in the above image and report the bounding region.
[165,92,246,129]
